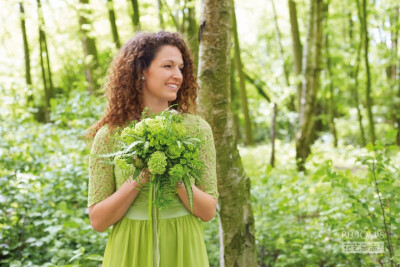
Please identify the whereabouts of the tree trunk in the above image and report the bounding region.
[389,5,400,146]
[295,0,324,171]
[107,0,121,48]
[288,0,303,111]
[37,0,53,123]
[78,0,99,94]
[157,0,165,29]
[325,35,338,147]
[354,0,367,146]
[180,1,187,33]
[270,0,289,86]
[19,1,33,106]
[323,0,337,147]
[232,1,254,145]
[361,0,375,145]
[270,103,277,167]
[387,6,398,81]
[198,0,257,265]
[397,76,400,146]
[129,0,140,31]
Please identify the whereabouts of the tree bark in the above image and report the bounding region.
[270,103,277,167]
[232,1,254,145]
[295,0,324,171]
[78,0,99,94]
[324,13,338,147]
[129,0,140,31]
[288,0,303,111]
[107,0,121,48]
[157,0,165,29]
[270,0,289,86]
[198,0,257,265]
[397,74,400,146]
[19,1,33,106]
[361,0,375,145]
[354,0,367,146]
[389,5,400,146]
[386,6,398,81]
[37,0,53,123]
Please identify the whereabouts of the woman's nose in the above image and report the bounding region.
[173,67,183,80]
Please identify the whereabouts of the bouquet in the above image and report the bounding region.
[111,108,204,212]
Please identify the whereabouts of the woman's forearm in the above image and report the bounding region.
[89,170,150,232]
[176,184,217,222]
[88,180,142,232]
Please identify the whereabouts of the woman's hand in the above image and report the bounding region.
[176,182,217,222]
[129,168,151,189]
[89,169,150,232]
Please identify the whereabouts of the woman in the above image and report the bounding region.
[86,31,218,267]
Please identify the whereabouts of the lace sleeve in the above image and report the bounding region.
[195,117,219,200]
[87,125,116,208]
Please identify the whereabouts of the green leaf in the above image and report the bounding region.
[85,254,103,261]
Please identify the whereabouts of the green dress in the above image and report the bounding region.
[88,113,218,267]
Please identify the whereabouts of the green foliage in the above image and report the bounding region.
[241,142,400,266]
[0,93,107,266]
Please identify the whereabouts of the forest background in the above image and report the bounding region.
[1,0,400,266]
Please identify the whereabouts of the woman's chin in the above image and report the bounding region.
[167,94,178,102]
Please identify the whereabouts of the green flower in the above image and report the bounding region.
[172,122,187,138]
[167,144,183,159]
[169,164,185,183]
[120,127,135,143]
[114,155,131,170]
[146,116,166,136]
[148,151,167,174]
[133,121,145,136]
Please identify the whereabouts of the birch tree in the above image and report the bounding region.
[353,0,367,146]
[295,0,324,171]
[107,0,120,48]
[37,0,54,122]
[78,0,99,94]
[288,0,303,111]
[19,1,33,106]
[197,0,257,265]
[359,0,375,145]
[232,1,254,145]
[128,0,140,31]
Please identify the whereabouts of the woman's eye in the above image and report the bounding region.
[164,65,171,68]
[179,68,184,72]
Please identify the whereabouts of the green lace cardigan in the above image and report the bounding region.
[88,113,218,208]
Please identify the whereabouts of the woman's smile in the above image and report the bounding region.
[166,83,179,91]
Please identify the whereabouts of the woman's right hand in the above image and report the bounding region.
[133,168,151,188]
[89,168,152,232]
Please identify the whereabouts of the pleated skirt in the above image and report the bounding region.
[101,213,210,267]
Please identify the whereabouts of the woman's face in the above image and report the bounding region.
[143,45,184,106]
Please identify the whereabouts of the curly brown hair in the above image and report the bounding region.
[86,31,198,139]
